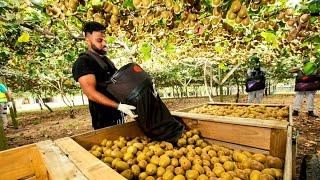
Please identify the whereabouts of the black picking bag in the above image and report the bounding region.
[107,63,185,144]
[245,69,266,92]
[295,74,320,91]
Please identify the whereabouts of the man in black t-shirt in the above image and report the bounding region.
[72,22,137,129]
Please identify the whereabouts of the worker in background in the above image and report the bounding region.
[245,55,266,103]
[291,54,319,118]
[0,80,12,130]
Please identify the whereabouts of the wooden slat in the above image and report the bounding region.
[72,122,144,150]
[172,111,288,129]
[284,126,293,180]
[288,105,293,126]
[0,144,48,180]
[36,140,87,180]
[205,139,269,155]
[269,129,287,159]
[207,101,289,108]
[55,137,126,180]
[181,118,272,150]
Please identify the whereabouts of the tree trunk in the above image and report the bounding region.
[81,91,85,105]
[43,102,53,113]
[235,76,240,103]
[11,99,17,118]
[9,107,18,129]
[0,116,8,150]
[219,85,224,102]
[268,82,271,95]
[69,109,75,119]
[38,100,43,110]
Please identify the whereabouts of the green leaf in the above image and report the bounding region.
[165,43,176,53]
[214,44,224,54]
[17,32,30,43]
[261,31,278,47]
[106,36,116,44]
[123,0,134,9]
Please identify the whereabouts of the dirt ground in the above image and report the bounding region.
[4,94,320,179]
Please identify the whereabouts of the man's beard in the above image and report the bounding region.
[92,44,106,55]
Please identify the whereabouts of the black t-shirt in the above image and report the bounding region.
[72,52,122,129]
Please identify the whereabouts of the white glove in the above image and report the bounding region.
[117,103,137,118]
[7,102,13,108]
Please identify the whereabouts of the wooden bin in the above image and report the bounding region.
[171,102,292,157]
[0,140,86,180]
[55,119,293,180]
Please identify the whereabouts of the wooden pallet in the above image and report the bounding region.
[0,140,86,180]
[53,118,294,180]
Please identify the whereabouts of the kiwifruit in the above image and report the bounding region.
[115,161,130,172]
[186,169,200,179]
[120,169,133,179]
[131,164,140,177]
[172,175,186,180]
[162,171,175,180]
[146,163,157,175]
[157,167,166,177]
[174,167,185,175]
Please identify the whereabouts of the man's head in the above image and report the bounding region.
[83,21,106,55]
[249,55,260,68]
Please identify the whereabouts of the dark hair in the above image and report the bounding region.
[83,21,105,36]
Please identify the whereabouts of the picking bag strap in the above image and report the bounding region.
[85,51,109,71]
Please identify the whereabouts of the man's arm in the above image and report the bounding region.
[289,67,300,73]
[78,74,118,108]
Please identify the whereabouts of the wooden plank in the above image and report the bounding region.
[269,129,287,159]
[172,111,288,129]
[207,101,289,108]
[181,118,272,150]
[72,122,144,150]
[205,139,269,155]
[173,103,206,113]
[284,126,293,180]
[55,137,126,180]
[288,105,293,126]
[36,140,87,180]
[0,144,48,180]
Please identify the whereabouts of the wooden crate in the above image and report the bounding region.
[55,119,294,180]
[171,102,292,158]
[0,140,86,180]
[173,102,293,127]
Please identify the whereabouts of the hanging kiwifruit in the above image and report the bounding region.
[212,17,221,25]
[237,5,248,18]
[230,0,241,13]
[285,8,294,16]
[299,14,310,24]
[202,18,211,26]
[166,0,173,9]
[213,7,221,17]
[86,8,94,20]
[276,11,285,21]
[67,0,78,12]
[93,13,105,25]
[269,0,276,4]
[140,8,149,17]
[250,3,260,11]
[112,5,120,16]
[227,10,237,20]
[142,0,151,8]
[286,19,296,27]
[261,0,269,5]
[173,3,181,14]
[235,15,243,24]
[188,13,197,21]
[242,17,250,26]
[110,15,118,25]
[133,0,142,8]
[212,0,221,7]
[104,2,113,13]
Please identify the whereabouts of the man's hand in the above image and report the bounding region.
[117,103,137,118]
[289,67,299,73]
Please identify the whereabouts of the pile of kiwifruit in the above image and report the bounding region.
[90,129,284,180]
[189,105,289,121]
